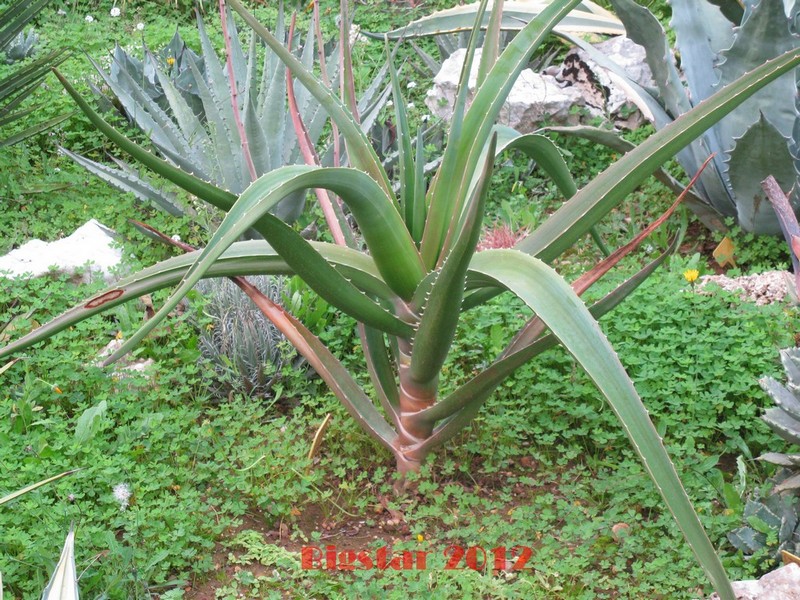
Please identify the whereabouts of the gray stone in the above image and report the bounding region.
[425,37,655,131]
[0,219,123,283]
[425,48,586,132]
[707,563,800,599]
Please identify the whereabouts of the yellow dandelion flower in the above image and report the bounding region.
[416,534,424,542]
[166,57,176,67]
[683,269,699,283]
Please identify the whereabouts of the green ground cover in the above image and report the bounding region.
[2,1,799,598]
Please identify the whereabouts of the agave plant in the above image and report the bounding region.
[727,346,800,561]
[728,484,800,560]
[66,1,389,223]
[2,0,800,596]
[758,347,800,488]
[4,28,39,63]
[0,0,71,146]
[558,0,800,234]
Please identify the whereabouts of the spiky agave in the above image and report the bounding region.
[2,1,800,597]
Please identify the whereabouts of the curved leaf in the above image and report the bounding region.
[0,241,392,361]
[105,166,418,364]
[518,47,800,262]
[423,0,583,266]
[370,1,623,40]
[228,0,392,198]
[461,250,733,598]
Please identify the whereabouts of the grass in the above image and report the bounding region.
[0,0,797,598]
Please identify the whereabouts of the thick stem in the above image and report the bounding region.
[393,451,424,494]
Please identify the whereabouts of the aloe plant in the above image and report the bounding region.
[558,0,800,234]
[2,0,800,596]
[67,1,389,223]
[0,0,71,146]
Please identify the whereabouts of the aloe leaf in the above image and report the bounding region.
[361,324,400,421]
[0,48,68,105]
[762,176,800,294]
[541,125,721,223]
[229,0,392,198]
[411,125,427,243]
[411,134,497,386]
[0,0,53,50]
[0,111,73,147]
[41,525,79,600]
[518,47,800,262]
[476,0,504,87]
[104,167,417,364]
[339,0,359,121]
[452,250,734,599]
[0,469,80,507]
[369,0,624,39]
[386,44,417,233]
[424,0,583,266]
[421,0,492,266]
[0,241,394,360]
[492,125,578,198]
[419,245,672,426]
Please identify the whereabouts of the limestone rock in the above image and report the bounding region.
[425,48,586,132]
[426,36,655,131]
[707,563,800,600]
[0,219,123,283]
[697,271,794,306]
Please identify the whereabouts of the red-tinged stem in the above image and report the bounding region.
[339,0,359,123]
[286,13,348,247]
[219,0,258,183]
[503,153,715,357]
[762,175,800,299]
[134,218,423,482]
[313,0,341,169]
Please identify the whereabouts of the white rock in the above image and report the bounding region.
[707,563,800,600]
[425,48,586,132]
[697,271,794,306]
[96,338,155,379]
[589,36,655,90]
[0,219,123,284]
